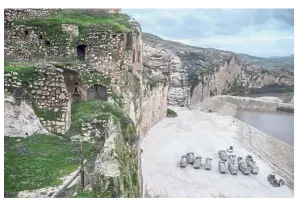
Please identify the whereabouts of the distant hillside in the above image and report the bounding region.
[238,53,294,71]
[142,33,294,72]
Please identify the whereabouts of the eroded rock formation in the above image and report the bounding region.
[142,33,294,107]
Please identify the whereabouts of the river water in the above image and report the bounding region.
[236,94,294,146]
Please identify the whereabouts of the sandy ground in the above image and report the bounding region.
[141,107,294,198]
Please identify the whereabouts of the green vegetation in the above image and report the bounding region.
[114,134,140,197]
[81,72,111,86]
[13,10,135,34]
[109,92,123,107]
[198,67,207,76]
[68,100,137,143]
[4,134,94,196]
[4,62,38,88]
[167,108,178,117]
[75,190,101,198]
[71,99,139,198]
[223,78,246,96]
[279,85,294,93]
[147,75,166,90]
[261,69,271,74]
[32,106,62,121]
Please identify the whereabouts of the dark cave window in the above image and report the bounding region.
[25,30,29,35]
[126,32,133,50]
[76,44,86,61]
[39,35,43,39]
[45,40,51,45]
[87,84,108,101]
[132,50,135,63]
[74,82,79,94]
[137,51,140,62]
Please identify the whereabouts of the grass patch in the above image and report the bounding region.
[279,85,294,93]
[4,62,37,87]
[4,134,94,195]
[81,72,111,86]
[167,108,177,117]
[13,10,135,33]
[68,100,137,144]
[32,105,62,121]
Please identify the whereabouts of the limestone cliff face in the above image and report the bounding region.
[142,33,294,107]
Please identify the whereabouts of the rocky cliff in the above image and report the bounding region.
[4,9,168,198]
[142,33,294,107]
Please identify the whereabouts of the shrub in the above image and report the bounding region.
[167,108,177,117]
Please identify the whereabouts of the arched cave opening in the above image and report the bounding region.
[87,84,108,101]
[77,44,86,61]
[62,68,86,102]
[72,82,82,102]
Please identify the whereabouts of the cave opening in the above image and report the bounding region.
[76,44,86,61]
[72,82,82,102]
[87,84,108,101]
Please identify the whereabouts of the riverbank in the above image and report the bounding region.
[246,92,294,103]
[141,104,294,197]
[194,95,294,115]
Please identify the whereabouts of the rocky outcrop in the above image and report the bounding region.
[4,96,49,137]
[142,33,294,107]
[4,9,157,198]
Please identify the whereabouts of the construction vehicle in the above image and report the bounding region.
[180,155,188,168]
[228,161,238,175]
[268,174,284,187]
[219,161,227,174]
[205,158,212,170]
[187,152,195,164]
[246,154,259,174]
[237,157,250,175]
[218,150,229,161]
[194,156,202,169]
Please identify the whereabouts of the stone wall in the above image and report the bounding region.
[4,64,71,134]
[139,83,169,136]
[31,65,71,134]
[4,9,121,24]
[4,9,62,24]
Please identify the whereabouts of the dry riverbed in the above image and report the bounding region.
[141,107,294,198]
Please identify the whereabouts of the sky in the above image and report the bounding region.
[123,9,294,57]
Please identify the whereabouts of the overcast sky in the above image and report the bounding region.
[123,9,294,57]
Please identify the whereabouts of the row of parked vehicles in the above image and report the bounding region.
[218,146,259,175]
[180,152,212,170]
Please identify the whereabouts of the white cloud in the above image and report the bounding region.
[123,9,294,56]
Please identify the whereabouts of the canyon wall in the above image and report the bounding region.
[142,33,294,108]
